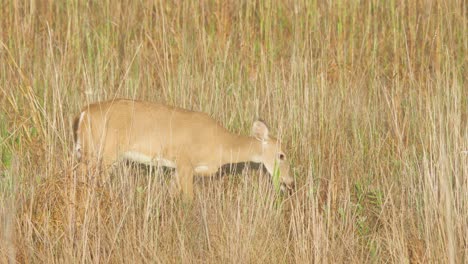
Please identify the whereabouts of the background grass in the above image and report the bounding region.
[0,0,466,263]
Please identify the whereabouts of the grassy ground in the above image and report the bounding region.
[0,0,466,263]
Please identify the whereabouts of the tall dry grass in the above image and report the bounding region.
[0,0,466,263]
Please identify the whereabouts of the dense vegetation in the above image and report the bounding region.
[1,1,466,263]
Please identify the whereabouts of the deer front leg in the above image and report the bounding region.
[169,157,194,200]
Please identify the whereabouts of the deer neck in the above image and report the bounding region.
[223,134,263,164]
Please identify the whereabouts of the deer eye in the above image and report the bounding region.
[278,153,286,161]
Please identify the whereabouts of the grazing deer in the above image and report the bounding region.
[73,99,294,199]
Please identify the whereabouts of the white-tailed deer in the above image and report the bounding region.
[73,99,294,199]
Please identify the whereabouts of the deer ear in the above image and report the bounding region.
[252,120,269,141]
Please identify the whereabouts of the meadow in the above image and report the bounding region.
[0,0,466,263]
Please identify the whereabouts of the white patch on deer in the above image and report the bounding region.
[75,111,86,160]
[194,165,209,173]
[156,157,177,168]
[251,155,262,163]
[122,151,176,168]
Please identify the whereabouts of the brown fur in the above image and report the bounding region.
[74,99,293,199]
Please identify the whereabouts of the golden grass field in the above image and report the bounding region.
[0,0,466,263]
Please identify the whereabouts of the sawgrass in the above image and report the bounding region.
[1,0,466,263]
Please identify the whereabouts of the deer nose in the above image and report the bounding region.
[280,177,295,193]
[282,176,294,187]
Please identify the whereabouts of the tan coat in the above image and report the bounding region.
[73,99,293,199]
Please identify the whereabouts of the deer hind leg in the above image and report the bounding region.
[77,136,116,181]
[74,138,98,181]
[74,111,117,181]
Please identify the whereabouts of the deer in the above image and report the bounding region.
[73,99,294,200]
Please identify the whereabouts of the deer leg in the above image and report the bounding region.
[170,157,194,200]
[179,164,194,200]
